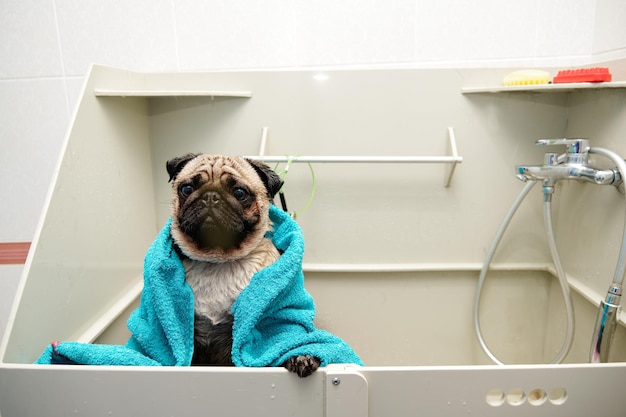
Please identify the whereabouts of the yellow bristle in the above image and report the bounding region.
[503,70,551,86]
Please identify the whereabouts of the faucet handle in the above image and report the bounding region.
[536,138,590,154]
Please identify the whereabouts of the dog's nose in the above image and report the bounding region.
[202,191,221,206]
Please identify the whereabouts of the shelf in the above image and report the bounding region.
[93,89,252,98]
[249,127,462,187]
[461,81,626,94]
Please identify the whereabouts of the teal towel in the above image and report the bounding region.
[36,206,362,368]
[232,206,363,367]
[35,218,194,366]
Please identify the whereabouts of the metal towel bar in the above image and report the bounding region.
[245,127,462,186]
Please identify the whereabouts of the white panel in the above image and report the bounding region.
[0,0,63,78]
[361,364,626,417]
[557,88,626,304]
[147,68,565,266]
[593,0,626,55]
[2,363,626,416]
[8,66,625,368]
[0,266,23,344]
[415,0,537,63]
[536,0,596,59]
[2,65,626,417]
[0,365,325,417]
[0,78,70,241]
[306,270,554,366]
[55,0,178,75]
[326,366,368,417]
[64,76,86,119]
[1,66,158,364]
[295,0,416,67]
[175,0,298,70]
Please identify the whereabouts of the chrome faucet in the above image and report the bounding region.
[516,138,626,363]
[516,138,623,190]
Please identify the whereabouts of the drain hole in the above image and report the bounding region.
[487,387,566,407]
[528,388,547,406]
[485,389,506,407]
[548,388,568,405]
[506,388,526,406]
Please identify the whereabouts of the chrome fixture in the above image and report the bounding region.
[516,139,622,190]
[475,138,626,365]
[590,283,622,363]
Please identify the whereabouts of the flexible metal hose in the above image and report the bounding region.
[474,180,575,364]
[588,147,626,362]
[542,191,576,363]
[589,147,626,287]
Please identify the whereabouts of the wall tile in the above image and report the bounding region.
[175,0,298,70]
[0,0,63,79]
[536,0,595,59]
[593,0,626,55]
[55,0,179,76]
[295,0,416,67]
[415,0,537,64]
[64,76,85,119]
[0,79,69,242]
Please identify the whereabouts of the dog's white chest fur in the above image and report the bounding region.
[183,238,279,324]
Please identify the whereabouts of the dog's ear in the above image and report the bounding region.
[245,159,284,199]
[166,153,200,182]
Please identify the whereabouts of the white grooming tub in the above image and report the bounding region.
[2,64,626,416]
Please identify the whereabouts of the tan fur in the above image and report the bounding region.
[168,153,321,375]
[170,154,271,262]
[184,238,279,323]
[169,154,280,324]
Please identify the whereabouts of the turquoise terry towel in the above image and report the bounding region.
[36,218,195,366]
[232,206,363,367]
[36,206,362,368]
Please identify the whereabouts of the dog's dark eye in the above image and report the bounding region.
[179,184,194,197]
[233,187,248,201]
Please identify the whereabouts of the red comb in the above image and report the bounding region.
[553,67,612,84]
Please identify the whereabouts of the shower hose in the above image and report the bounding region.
[473,180,576,365]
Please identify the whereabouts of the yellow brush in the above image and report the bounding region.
[503,70,551,86]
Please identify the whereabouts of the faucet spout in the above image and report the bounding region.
[536,138,590,158]
[515,165,620,186]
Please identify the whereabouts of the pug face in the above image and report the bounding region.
[166,153,283,263]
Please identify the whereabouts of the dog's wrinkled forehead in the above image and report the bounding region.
[176,155,258,187]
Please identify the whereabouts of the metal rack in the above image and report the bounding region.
[245,126,463,187]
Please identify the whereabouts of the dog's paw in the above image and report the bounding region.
[283,355,321,378]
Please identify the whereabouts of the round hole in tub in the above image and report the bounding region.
[527,388,547,406]
[485,389,506,407]
[548,388,568,405]
[506,388,526,406]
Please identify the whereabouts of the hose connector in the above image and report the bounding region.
[542,180,555,202]
[589,283,622,363]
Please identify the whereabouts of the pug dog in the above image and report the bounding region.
[166,153,321,377]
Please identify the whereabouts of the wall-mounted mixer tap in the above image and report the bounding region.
[516,138,623,190]
[476,138,626,364]
[511,138,626,363]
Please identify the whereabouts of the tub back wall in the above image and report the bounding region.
[94,269,559,366]
[5,63,626,364]
[148,68,566,266]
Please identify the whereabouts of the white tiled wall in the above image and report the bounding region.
[593,0,626,59]
[56,0,179,75]
[1,0,626,341]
